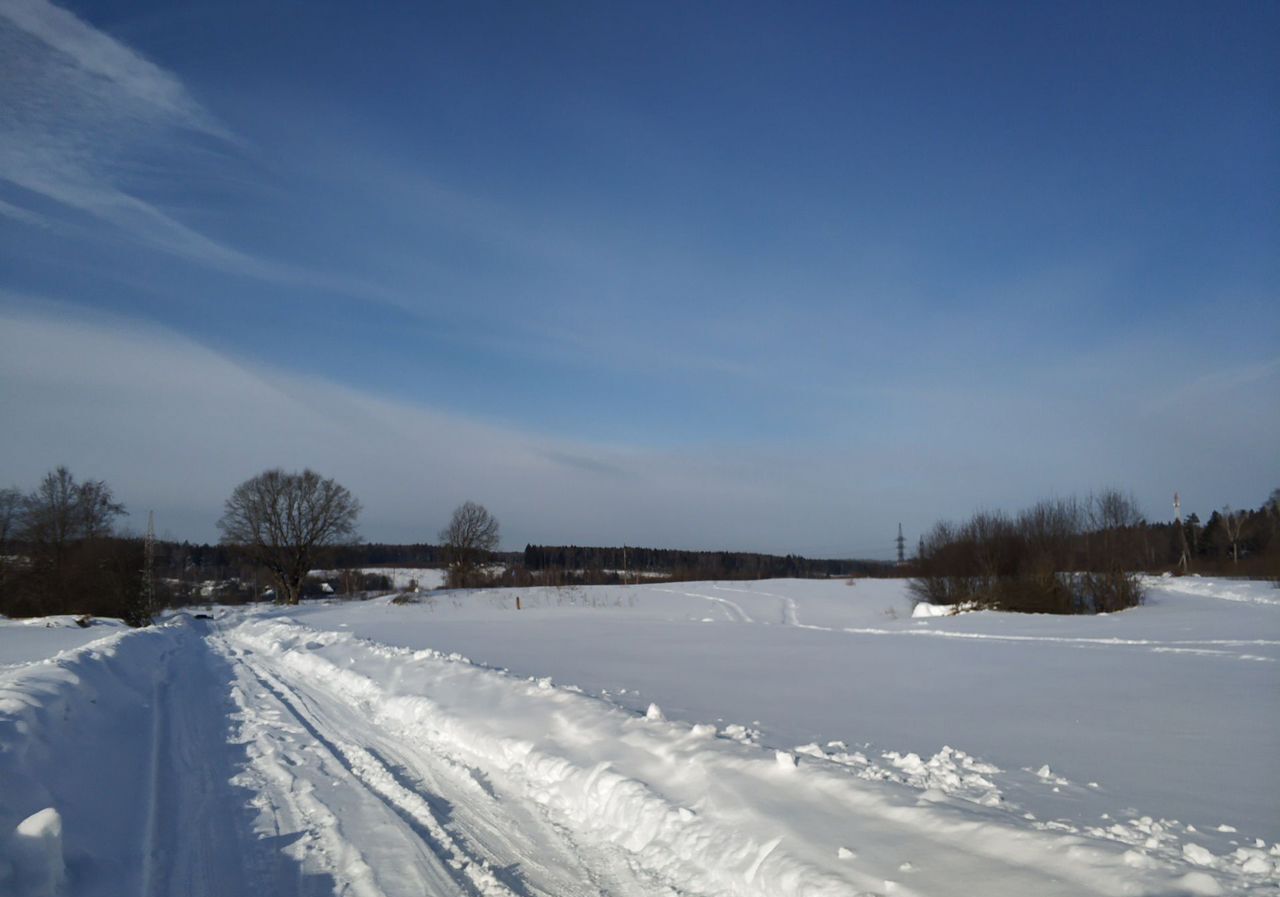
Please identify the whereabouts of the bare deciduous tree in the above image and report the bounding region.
[0,468,130,618]
[0,486,24,592]
[1222,505,1244,565]
[24,467,126,590]
[1088,488,1146,570]
[440,501,499,588]
[218,469,360,605]
[1,487,24,543]
[24,468,122,564]
[1090,489,1145,531]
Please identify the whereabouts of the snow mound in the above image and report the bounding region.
[1,808,64,897]
[911,602,955,618]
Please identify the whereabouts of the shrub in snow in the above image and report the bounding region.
[909,492,1147,614]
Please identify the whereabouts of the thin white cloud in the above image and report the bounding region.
[0,2,458,315]
[1152,355,1280,412]
[0,0,270,274]
[0,194,48,227]
[0,304,870,553]
[2,302,1276,554]
[4,154,274,270]
[0,0,227,137]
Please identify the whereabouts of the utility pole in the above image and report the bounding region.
[1174,493,1188,575]
[896,523,906,566]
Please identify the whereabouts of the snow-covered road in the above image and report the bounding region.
[1,578,1277,896]
[215,619,660,897]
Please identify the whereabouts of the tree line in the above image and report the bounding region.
[3,464,1277,623]
[1170,498,1280,576]
[522,544,891,582]
[0,466,504,619]
[0,468,152,624]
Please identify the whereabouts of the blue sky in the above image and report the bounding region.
[1,0,1277,555]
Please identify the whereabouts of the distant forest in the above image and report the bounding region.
[82,484,1280,608]
[119,541,892,598]
[521,544,889,581]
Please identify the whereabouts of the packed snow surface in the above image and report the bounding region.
[309,567,448,592]
[1,576,1276,896]
[0,615,127,669]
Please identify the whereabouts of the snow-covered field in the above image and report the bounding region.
[1,577,1276,896]
[0,616,128,669]
[309,567,449,591]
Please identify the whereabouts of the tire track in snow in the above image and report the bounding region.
[139,649,171,897]
[831,626,1280,659]
[711,585,801,625]
[228,617,1218,897]
[703,583,1278,661]
[141,630,269,897]
[219,635,514,897]
[702,586,1276,659]
[220,648,396,897]
[1153,580,1280,607]
[355,731,651,897]
[218,631,653,897]
[229,621,876,897]
[650,587,753,622]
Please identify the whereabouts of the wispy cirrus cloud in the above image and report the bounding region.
[0,300,874,553]
[0,0,264,271]
[0,194,47,227]
[0,0,227,136]
[0,0,436,307]
[5,297,1275,554]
